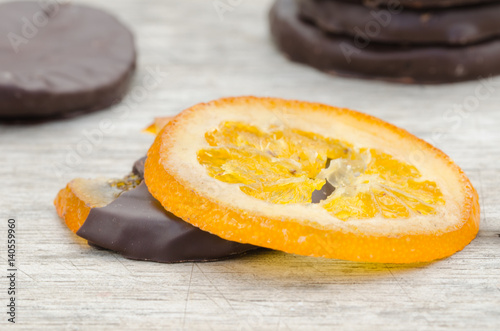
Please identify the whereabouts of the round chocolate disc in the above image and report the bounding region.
[347,0,500,9]
[0,1,136,119]
[299,0,500,45]
[270,0,500,84]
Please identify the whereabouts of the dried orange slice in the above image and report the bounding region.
[143,116,174,135]
[54,174,141,233]
[145,97,480,263]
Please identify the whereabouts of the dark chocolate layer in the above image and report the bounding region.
[132,157,147,179]
[344,0,500,9]
[77,159,258,263]
[270,0,500,84]
[299,0,500,45]
[0,1,136,119]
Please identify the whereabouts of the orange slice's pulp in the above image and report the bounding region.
[145,97,480,263]
[197,121,444,219]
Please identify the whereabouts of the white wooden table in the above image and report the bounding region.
[0,0,499,329]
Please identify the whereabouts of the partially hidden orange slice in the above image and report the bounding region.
[143,116,174,135]
[145,96,480,263]
[55,174,141,233]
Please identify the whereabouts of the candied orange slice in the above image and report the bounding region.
[145,96,480,263]
[54,174,141,233]
[143,116,174,135]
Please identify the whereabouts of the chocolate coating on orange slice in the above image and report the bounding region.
[76,158,258,263]
[79,182,258,263]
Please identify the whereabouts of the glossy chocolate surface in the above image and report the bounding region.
[344,0,500,9]
[299,0,500,45]
[77,158,258,263]
[0,1,136,119]
[270,0,500,84]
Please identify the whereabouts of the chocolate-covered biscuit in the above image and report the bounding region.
[299,0,500,45]
[77,158,258,263]
[346,0,499,9]
[270,0,500,84]
[0,2,136,119]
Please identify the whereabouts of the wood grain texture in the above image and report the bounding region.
[0,0,499,329]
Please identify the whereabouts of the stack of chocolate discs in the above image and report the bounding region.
[270,0,500,84]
